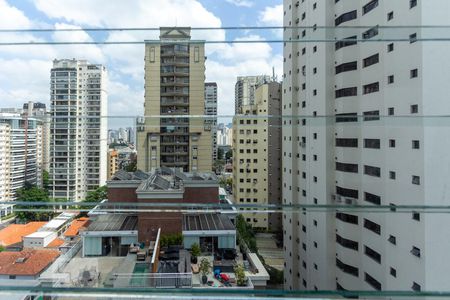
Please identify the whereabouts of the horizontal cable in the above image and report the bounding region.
[0,38,449,46]
[1,25,450,33]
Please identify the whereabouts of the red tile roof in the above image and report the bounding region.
[0,249,59,276]
[46,238,65,248]
[64,217,90,237]
[0,222,46,246]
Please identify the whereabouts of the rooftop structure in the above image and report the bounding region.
[64,217,90,238]
[0,249,59,279]
[0,222,46,248]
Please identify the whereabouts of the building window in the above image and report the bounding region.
[389,171,396,179]
[364,192,381,205]
[411,246,421,258]
[336,162,358,173]
[388,107,395,115]
[336,212,358,225]
[387,11,394,21]
[412,212,420,221]
[363,110,380,121]
[412,175,420,185]
[412,140,420,149]
[335,61,357,74]
[363,54,379,68]
[335,87,357,98]
[410,0,417,9]
[336,138,358,148]
[363,82,379,94]
[336,258,359,277]
[388,75,395,84]
[388,43,394,52]
[336,234,358,251]
[336,113,358,123]
[365,273,382,291]
[335,35,357,51]
[412,282,421,291]
[388,235,396,245]
[364,245,381,263]
[364,165,381,177]
[411,104,419,114]
[336,186,359,199]
[389,139,396,148]
[410,33,417,43]
[410,68,418,78]
[363,0,378,15]
[364,138,380,149]
[335,10,357,26]
[194,46,200,62]
[362,26,379,39]
[364,218,381,235]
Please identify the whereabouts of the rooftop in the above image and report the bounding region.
[0,222,46,246]
[46,238,65,248]
[85,214,137,232]
[64,217,90,237]
[0,249,59,276]
[25,231,55,238]
[183,213,235,232]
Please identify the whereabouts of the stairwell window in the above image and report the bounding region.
[411,246,421,258]
[410,68,418,78]
[410,0,417,9]
[412,175,420,185]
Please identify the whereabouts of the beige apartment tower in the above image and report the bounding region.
[232,81,282,231]
[137,27,212,172]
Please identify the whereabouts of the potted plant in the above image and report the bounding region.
[190,243,201,264]
[199,258,211,284]
[234,263,247,286]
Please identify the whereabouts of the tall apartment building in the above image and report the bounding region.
[283,0,450,293]
[23,101,50,173]
[0,114,44,201]
[205,82,218,162]
[137,27,212,172]
[234,75,271,114]
[49,59,107,201]
[232,82,282,231]
[107,149,119,180]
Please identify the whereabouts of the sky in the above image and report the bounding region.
[0,0,283,129]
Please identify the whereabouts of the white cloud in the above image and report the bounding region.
[259,4,283,26]
[225,0,254,7]
[0,0,283,128]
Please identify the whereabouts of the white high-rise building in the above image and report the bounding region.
[49,59,107,201]
[235,75,271,114]
[283,0,450,293]
[0,113,44,201]
[205,82,218,161]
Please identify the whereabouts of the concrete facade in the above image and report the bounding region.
[137,27,212,173]
[282,0,450,293]
[232,82,282,231]
[49,59,107,201]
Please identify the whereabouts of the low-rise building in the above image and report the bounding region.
[0,222,46,250]
[0,249,59,280]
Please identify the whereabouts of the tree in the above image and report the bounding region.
[125,161,137,172]
[15,182,53,221]
[225,149,233,161]
[217,147,224,160]
[42,170,50,190]
[85,186,107,203]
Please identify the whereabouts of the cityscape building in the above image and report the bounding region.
[232,81,282,231]
[137,27,212,172]
[235,75,271,114]
[282,0,450,293]
[205,82,218,162]
[49,59,107,201]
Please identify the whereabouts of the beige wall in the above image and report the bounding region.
[232,82,282,231]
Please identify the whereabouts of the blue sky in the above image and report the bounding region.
[0,0,282,129]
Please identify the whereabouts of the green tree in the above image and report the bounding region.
[125,161,137,172]
[42,170,50,190]
[217,147,224,160]
[85,186,107,203]
[0,245,4,252]
[16,182,53,221]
